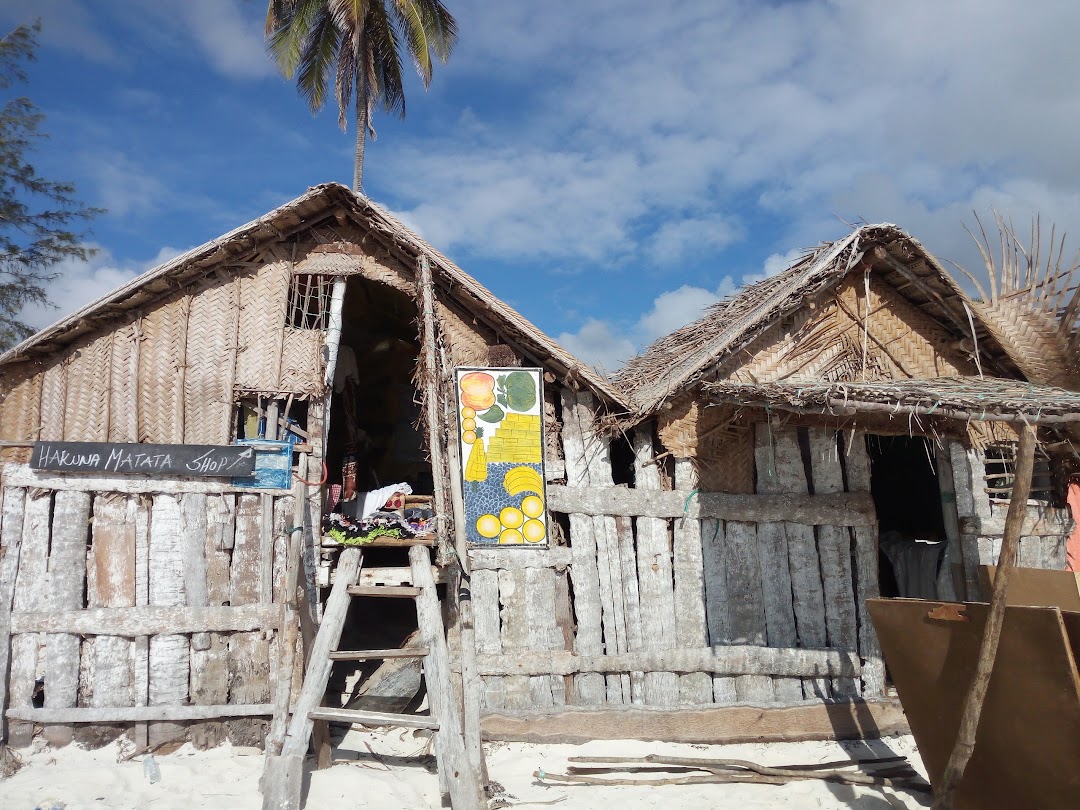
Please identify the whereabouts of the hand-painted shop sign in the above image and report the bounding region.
[30,442,257,477]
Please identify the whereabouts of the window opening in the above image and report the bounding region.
[287,273,335,330]
[984,442,1059,507]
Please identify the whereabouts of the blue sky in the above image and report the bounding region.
[9,0,1080,373]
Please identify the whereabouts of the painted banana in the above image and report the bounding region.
[503,465,543,496]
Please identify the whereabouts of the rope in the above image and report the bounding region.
[293,460,328,487]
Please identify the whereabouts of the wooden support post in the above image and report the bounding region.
[264,465,306,760]
[416,254,454,565]
[933,424,1037,810]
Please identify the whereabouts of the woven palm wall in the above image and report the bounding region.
[0,257,328,450]
[719,276,975,385]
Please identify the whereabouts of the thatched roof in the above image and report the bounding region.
[615,224,1021,416]
[703,377,1080,425]
[0,182,627,408]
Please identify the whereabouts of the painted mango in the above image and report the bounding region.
[460,371,496,411]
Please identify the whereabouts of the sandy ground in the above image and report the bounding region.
[3,730,931,810]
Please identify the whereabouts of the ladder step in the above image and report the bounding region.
[347,585,422,598]
[329,647,429,661]
[308,707,439,731]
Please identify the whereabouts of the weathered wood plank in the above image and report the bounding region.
[673,459,711,705]
[615,515,645,704]
[468,546,573,570]
[525,567,560,707]
[806,429,859,697]
[229,493,269,746]
[840,431,885,699]
[88,495,136,744]
[468,645,861,677]
[194,494,233,749]
[479,699,909,745]
[560,388,606,705]
[752,424,801,702]
[471,569,504,710]
[633,430,679,706]
[132,495,150,749]
[700,517,737,704]
[7,489,50,747]
[148,494,189,747]
[724,520,773,703]
[497,568,530,709]
[6,703,274,723]
[580,411,629,705]
[0,486,26,745]
[546,484,877,526]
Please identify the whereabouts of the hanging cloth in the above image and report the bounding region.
[1066,481,1080,572]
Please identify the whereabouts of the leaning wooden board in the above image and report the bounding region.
[868,598,1080,809]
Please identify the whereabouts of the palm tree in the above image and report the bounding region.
[266,0,457,191]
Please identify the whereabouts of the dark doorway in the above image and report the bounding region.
[866,435,947,600]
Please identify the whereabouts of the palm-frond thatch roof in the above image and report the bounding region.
[0,182,627,409]
[615,224,1023,417]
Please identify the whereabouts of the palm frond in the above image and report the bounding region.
[366,1,405,118]
[393,0,433,84]
[266,0,326,77]
[296,6,340,115]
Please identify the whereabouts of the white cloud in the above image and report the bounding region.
[378,0,1080,295]
[175,0,275,80]
[0,0,116,63]
[556,319,637,377]
[19,244,188,333]
[560,278,743,371]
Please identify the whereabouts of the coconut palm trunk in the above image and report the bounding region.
[354,99,367,191]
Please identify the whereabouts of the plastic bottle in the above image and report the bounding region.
[143,754,161,784]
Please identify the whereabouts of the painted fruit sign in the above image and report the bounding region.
[455,367,547,546]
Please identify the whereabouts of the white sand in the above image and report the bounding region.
[3,730,931,810]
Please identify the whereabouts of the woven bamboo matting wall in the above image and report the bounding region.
[718,276,974,385]
[39,359,67,442]
[0,255,337,450]
[184,276,240,444]
[138,292,190,443]
[64,330,113,442]
[109,322,141,442]
[234,261,289,393]
[0,363,42,462]
[658,397,756,493]
[279,328,323,395]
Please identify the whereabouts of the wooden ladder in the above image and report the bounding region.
[262,543,483,810]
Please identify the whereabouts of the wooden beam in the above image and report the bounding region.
[2,464,290,495]
[466,646,860,678]
[307,707,439,730]
[546,485,877,527]
[479,699,909,744]
[468,546,573,570]
[9,604,279,635]
[6,703,274,723]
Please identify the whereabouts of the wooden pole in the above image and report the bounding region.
[932,423,1037,809]
[415,255,454,565]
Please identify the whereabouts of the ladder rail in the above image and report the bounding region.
[262,546,363,810]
